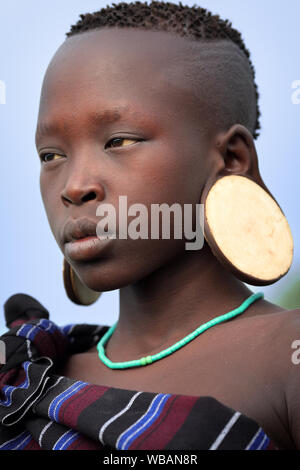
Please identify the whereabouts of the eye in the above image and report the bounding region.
[105,137,140,149]
[39,153,64,163]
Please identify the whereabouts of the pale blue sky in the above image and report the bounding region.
[0,0,299,335]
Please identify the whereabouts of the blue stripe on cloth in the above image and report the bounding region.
[38,318,57,334]
[53,429,80,450]
[247,428,268,450]
[117,393,171,450]
[60,324,76,335]
[37,318,60,333]
[0,362,31,407]
[259,434,270,450]
[16,319,58,341]
[0,430,32,450]
[48,381,88,422]
[16,323,40,341]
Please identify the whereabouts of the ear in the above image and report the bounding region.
[214,124,259,176]
[200,125,294,285]
[211,124,274,199]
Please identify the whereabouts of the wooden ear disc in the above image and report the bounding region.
[201,175,294,286]
[63,258,102,306]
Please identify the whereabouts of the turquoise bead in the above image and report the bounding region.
[145,356,152,364]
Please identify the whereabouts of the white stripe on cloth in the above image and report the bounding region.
[45,376,65,417]
[3,368,52,425]
[257,433,269,450]
[245,427,263,450]
[39,420,54,448]
[209,411,241,450]
[53,429,80,450]
[50,381,85,421]
[0,430,29,450]
[26,339,32,359]
[117,394,169,450]
[14,433,31,450]
[99,391,143,445]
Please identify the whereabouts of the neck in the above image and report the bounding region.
[107,242,255,360]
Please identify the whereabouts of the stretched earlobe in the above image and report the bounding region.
[200,174,294,286]
[63,258,102,305]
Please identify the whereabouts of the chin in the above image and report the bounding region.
[71,259,152,293]
[68,239,182,292]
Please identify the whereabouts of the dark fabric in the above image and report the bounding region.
[0,294,277,450]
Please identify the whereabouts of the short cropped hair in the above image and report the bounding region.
[66,1,261,140]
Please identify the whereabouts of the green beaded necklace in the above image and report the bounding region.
[97,292,264,369]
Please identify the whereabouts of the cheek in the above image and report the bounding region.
[40,172,61,236]
[40,172,52,212]
[122,148,206,208]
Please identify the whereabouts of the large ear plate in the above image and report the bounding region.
[201,175,294,285]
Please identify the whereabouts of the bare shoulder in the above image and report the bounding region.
[225,302,300,392]
[276,307,300,339]
[247,305,300,370]
[279,308,300,449]
[264,305,300,338]
[229,305,300,449]
[265,306,300,356]
[261,306,300,449]
[270,306,300,378]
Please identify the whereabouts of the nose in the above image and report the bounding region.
[61,174,105,206]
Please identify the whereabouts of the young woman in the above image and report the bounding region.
[0,1,297,450]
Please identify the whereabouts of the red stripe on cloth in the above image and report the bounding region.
[13,368,27,387]
[58,384,109,428]
[0,368,26,389]
[33,328,66,360]
[130,394,198,450]
[0,369,18,386]
[23,437,42,450]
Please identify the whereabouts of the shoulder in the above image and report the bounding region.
[272,307,300,381]
[247,306,300,375]
[264,307,300,448]
[266,307,300,361]
[230,307,300,449]
[225,304,300,403]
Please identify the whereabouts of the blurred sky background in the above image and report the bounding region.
[0,0,299,335]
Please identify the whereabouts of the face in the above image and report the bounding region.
[35,28,216,291]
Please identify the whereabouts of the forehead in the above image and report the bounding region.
[36,28,201,130]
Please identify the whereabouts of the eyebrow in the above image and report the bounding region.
[35,107,128,141]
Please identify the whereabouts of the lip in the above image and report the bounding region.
[64,235,113,261]
[62,217,114,261]
[63,217,98,243]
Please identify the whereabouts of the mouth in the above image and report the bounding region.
[64,236,113,261]
[63,217,114,261]
[63,217,99,243]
